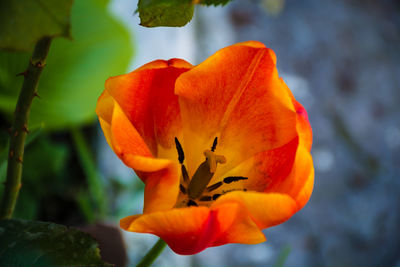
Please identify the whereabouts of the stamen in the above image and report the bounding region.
[174,137,184,164]
[181,165,189,183]
[223,188,247,194]
[211,137,218,152]
[223,176,248,184]
[212,194,221,200]
[180,184,187,194]
[199,196,212,201]
[187,200,198,207]
[206,181,223,192]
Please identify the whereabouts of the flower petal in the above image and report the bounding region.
[127,156,180,213]
[97,58,192,157]
[120,207,216,255]
[280,79,313,151]
[120,202,265,255]
[175,42,297,177]
[210,137,298,192]
[213,191,298,229]
[293,100,313,151]
[211,202,266,246]
[99,99,181,212]
[266,145,314,208]
[96,60,192,213]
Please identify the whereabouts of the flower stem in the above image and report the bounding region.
[137,238,167,267]
[0,37,52,219]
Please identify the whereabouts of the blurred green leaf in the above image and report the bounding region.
[0,135,68,220]
[138,0,194,27]
[0,52,29,111]
[12,190,38,220]
[0,130,9,156]
[76,191,96,224]
[0,0,133,130]
[22,137,68,193]
[199,0,232,6]
[0,219,112,266]
[0,0,73,51]
[273,245,291,267]
[0,127,43,170]
[30,0,133,130]
[71,127,106,219]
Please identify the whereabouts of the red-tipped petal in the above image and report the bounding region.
[175,42,297,177]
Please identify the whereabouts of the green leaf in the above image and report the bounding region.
[0,51,30,113]
[273,245,291,267]
[0,219,112,266]
[71,127,106,220]
[0,0,134,130]
[0,135,68,220]
[138,0,194,27]
[0,0,73,51]
[198,0,232,6]
[21,137,69,194]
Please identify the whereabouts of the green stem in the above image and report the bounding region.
[137,239,167,267]
[0,37,52,219]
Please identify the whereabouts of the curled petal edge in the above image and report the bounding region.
[120,193,297,255]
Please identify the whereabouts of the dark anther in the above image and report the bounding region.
[211,137,218,152]
[174,137,184,163]
[187,199,198,207]
[212,194,221,200]
[180,184,187,194]
[181,165,189,183]
[206,181,223,192]
[223,176,248,184]
[199,196,212,201]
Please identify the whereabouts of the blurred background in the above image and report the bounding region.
[1,0,399,266]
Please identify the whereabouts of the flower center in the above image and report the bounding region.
[175,137,248,207]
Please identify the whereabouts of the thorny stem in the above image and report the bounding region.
[136,239,167,267]
[0,37,52,219]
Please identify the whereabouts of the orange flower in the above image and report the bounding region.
[96,41,314,255]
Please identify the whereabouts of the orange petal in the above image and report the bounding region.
[122,156,180,213]
[106,102,181,212]
[209,137,298,193]
[280,79,313,151]
[266,145,314,208]
[211,202,266,246]
[120,207,217,255]
[96,60,192,212]
[213,191,298,229]
[120,203,266,255]
[175,42,297,177]
[98,58,192,156]
[293,100,313,151]
[109,100,153,159]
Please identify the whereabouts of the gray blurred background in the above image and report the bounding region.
[101,0,400,266]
